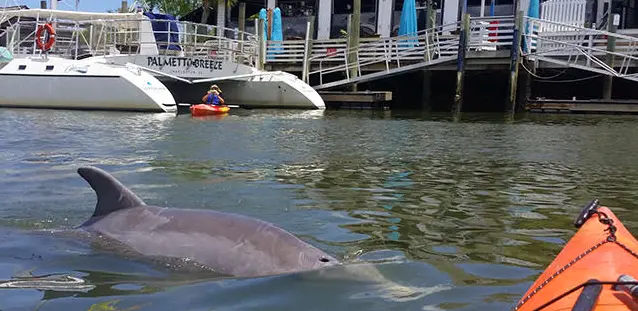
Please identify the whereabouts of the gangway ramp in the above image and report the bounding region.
[308,16,515,90]
[522,17,638,83]
[307,22,461,90]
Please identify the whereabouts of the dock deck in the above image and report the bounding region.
[526,99,638,114]
[260,15,638,93]
[319,91,393,109]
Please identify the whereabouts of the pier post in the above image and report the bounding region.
[426,0,435,30]
[303,16,316,83]
[257,18,266,70]
[347,15,359,91]
[453,13,470,114]
[603,13,619,100]
[348,0,362,91]
[507,10,524,114]
[423,1,435,109]
[217,0,226,37]
[238,2,246,64]
[424,0,435,61]
[318,0,332,39]
[378,0,395,37]
[238,3,246,34]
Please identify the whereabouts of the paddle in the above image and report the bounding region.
[178,103,240,109]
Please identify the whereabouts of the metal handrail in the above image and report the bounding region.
[306,21,463,85]
[0,16,260,65]
[523,17,638,81]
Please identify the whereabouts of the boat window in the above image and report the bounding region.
[18,65,26,70]
[45,65,54,71]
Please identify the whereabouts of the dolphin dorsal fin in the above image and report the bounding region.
[77,166,145,217]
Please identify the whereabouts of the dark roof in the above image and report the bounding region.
[1,5,31,30]
[179,1,265,24]
[0,5,29,10]
[179,6,217,24]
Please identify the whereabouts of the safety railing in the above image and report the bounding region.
[0,16,260,66]
[306,21,461,87]
[263,15,516,67]
[522,17,638,81]
[469,15,516,51]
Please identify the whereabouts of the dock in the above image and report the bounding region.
[319,91,393,109]
[258,11,638,113]
[525,99,638,114]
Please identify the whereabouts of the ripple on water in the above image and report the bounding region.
[1,110,638,310]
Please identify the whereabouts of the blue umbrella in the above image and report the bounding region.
[0,47,13,62]
[258,8,268,41]
[527,0,540,18]
[398,0,418,48]
[271,7,283,54]
[523,0,540,53]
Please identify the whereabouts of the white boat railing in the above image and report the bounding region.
[0,14,260,66]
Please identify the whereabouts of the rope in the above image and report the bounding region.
[520,59,568,79]
[514,209,638,311]
[529,281,638,311]
[532,74,603,83]
[519,57,603,83]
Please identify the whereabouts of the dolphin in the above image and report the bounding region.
[74,166,340,278]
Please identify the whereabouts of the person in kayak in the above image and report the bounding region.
[202,87,225,106]
[210,84,222,96]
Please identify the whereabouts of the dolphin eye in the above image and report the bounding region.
[319,257,330,263]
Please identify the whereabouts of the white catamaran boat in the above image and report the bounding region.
[0,7,325,113]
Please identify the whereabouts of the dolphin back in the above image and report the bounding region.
[77,166,145,219]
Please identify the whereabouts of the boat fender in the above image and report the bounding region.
[35,23,56,51]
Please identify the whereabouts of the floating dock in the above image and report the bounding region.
[318,91,393,110]
[525,99,638,114]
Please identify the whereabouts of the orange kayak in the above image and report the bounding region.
[190,104,230,116]
[515,200,638,311]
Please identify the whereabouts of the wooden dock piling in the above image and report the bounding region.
[508,11,524,114]
[257,18,266,70]
[603,14,619,100]
[454,13,470,114]
[347,0,361,92]
[302,16,315,83]
[238,2,246,64]
[423,0,435,109]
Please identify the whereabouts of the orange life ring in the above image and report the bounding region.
[35,23,56,51]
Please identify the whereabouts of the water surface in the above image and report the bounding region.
[1,108,638,311]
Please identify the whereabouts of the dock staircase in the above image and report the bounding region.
[521,17,638,82]
[308,16,516,90]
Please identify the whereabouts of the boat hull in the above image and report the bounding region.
[515,203,638,311]
[163,78,325,109]
[0,58,177,113]
[104,55,325,110]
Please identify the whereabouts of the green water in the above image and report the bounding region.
[1,108,638,311]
